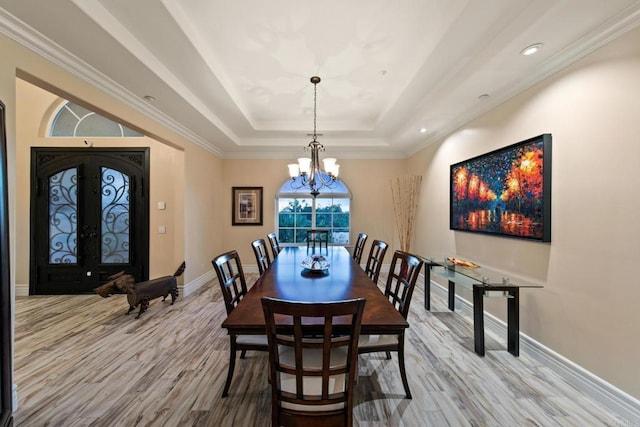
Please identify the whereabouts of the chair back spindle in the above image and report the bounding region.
[251,238,272,275]
[267,232,282,258]
[352,232,368,264]
[212,250,248,315]
[364,240,388,285]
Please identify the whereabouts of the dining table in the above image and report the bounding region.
[221,246,408,336]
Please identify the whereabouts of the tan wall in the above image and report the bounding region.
[15,79,183,284]
[183,143,222,280]
[407,26,640,398]
[221,158,405,265]
[0,32,223,305]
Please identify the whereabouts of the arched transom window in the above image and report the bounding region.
[49,101,143,137]
[276,174,352,245]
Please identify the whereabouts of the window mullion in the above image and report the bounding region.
[311,198,317,228]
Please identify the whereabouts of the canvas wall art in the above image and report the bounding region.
[450,134,552,242]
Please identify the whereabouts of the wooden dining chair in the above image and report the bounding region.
[364,239,388,285]
[251,238,271,275]
[267,232,282,258]
[358,250,423,399]
[352,232,368,264]
[212,250,268,397]
[306,229,329,250]
[261,297,366,427]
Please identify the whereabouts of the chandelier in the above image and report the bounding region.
[287,76,340,197]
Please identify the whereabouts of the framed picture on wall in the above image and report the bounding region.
[232,187,263,226]
[450,133,552,242]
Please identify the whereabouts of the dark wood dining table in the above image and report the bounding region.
[222,246,408,336]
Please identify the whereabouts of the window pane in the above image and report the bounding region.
[333,213,350,228]
[316,213,331,228]
[332,230,349,244]
[67,102,92,117]
[101,167,130,264]
[77,114,123,137]
[316,199,333,210]
[50,109,77,137]
[331,198,350,213]
[295,229,308,243]
[49,168,78,264]
[294,199,312,213]
[279,228,294,243]
[279,212,294,227]
[295,213,312,228]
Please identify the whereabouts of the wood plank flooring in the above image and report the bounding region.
[12,273,625,426]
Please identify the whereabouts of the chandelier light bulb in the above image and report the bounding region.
[323,157,337,173]
[297,158,311,174]
[288,164,300,178]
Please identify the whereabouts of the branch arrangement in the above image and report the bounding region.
[390,175,423,252]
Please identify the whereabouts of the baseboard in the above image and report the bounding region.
[15,284,28,297]
[426,277,640,423]
[181,269,215,297]
[243,265,260,274]
[16,265,276,298]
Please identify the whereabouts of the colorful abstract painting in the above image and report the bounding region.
[450,134,552,242]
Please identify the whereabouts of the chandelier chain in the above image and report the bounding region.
[287,76,339,197]
[313,79,318,141]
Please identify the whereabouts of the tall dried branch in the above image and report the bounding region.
[390,175,423,252]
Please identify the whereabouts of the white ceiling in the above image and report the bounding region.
[1,0,640,158]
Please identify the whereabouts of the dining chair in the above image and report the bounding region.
[306,229,329,250]
[364,239,389,285]
[352,232,368,264]
[358,250,423,399]
[212,250,268,397]
[251,238,271,275]
[261,296,366,427]
[267,232,282,259]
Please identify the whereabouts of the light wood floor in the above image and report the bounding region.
[13,273,624,426]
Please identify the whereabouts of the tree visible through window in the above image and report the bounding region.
[276,174,351,245]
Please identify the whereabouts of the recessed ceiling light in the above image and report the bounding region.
[478,94,490,100]
[521,43,543,56]
[419,128,427,133]
[143,95,156,102]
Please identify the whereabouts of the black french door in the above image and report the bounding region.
[30,148,149,294]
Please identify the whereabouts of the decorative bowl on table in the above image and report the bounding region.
[301,255,330,274]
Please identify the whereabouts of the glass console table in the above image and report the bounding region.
[419,256,543,357]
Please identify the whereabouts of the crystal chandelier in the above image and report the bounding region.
[287,76,340,197]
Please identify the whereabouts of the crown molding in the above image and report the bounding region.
[406,3,640,157]
[0,7,224,157]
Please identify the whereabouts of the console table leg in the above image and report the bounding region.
[448,280,455,311]
[424,265,431,311]
[473,286,485,356]
[507,288,520,356]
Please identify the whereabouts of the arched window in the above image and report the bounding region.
[49,101,143,137]
[276,174,352,245]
